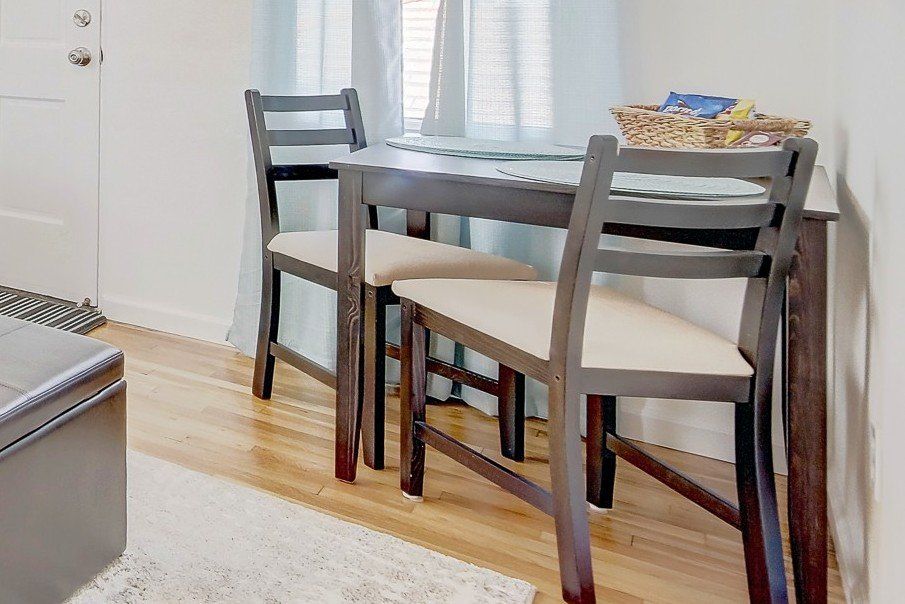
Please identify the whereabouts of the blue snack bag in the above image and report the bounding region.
[658,92,738,119]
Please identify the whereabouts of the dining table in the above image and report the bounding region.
[329,142,839,603]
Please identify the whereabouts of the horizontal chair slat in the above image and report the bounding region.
[271,252,338,290]
[268,129,355,147]
[607,196,780,229]
[609,224,760,251]
[606,433,741,528]
[617,146,793,178]
[579,366,753,402]
[596,247,769,279]
[270,164,338,181]
[385,343,501,395]
[415,422,553,515]
[270,342,337,389]
[261,94,347,112]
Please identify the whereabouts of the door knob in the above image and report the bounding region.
[68,47,92,66]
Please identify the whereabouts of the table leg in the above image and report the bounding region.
[787,217,828,603]
[336,171,365,483]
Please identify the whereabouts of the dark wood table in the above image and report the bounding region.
[330,143,839,603]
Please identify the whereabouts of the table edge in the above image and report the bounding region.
[329,159,840,222]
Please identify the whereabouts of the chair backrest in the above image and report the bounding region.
[550,136,818,399]
[245,88,368,245]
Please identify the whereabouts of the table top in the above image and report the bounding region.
[330,143,839,221]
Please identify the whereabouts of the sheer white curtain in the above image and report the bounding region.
[421,0,625,418]
[229,0,407,371]
[230,0,624,417]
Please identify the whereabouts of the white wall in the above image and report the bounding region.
[618,6,905,597]
[824,1,905,601]
[98,0,252,341]
[611,0,831,467]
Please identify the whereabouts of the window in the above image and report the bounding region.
[402,0,441,132]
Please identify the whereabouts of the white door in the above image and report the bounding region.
[0,1,100,303]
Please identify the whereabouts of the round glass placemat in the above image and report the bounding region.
[386,136,585,161]
[497,160,766,199]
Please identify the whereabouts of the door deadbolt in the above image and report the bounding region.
[73,10,91,27]
[68,47,92,66]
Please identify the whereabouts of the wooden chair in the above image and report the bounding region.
[246,88,537,470]
[394,135,817,603]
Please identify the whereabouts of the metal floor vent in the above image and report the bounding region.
[0,289,106,334]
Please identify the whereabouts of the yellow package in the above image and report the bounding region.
[724,99,756,144]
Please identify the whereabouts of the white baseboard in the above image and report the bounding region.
[99,294,231,343]
[618,408,789,475]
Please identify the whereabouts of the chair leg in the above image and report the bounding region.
[736,400,789,603]
[586,395,616,510]
[252,261,280,399]
[548,385,596,604]
[362,287,386,470]
[498,365,525,461]
[400,300,426,500]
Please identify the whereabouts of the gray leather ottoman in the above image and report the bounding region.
[0,315,126,603]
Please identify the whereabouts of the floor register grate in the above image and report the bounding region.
[0,289,106,334]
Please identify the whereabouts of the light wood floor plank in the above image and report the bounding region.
[92,322,844,603]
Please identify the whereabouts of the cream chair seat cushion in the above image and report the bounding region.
[267,229,538,287]
[392,279,754,378]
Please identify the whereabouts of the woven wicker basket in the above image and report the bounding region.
[611,104,811,149]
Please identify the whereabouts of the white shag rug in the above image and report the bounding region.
[68,453,535,604]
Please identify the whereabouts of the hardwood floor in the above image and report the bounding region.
[92,322,845,603]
